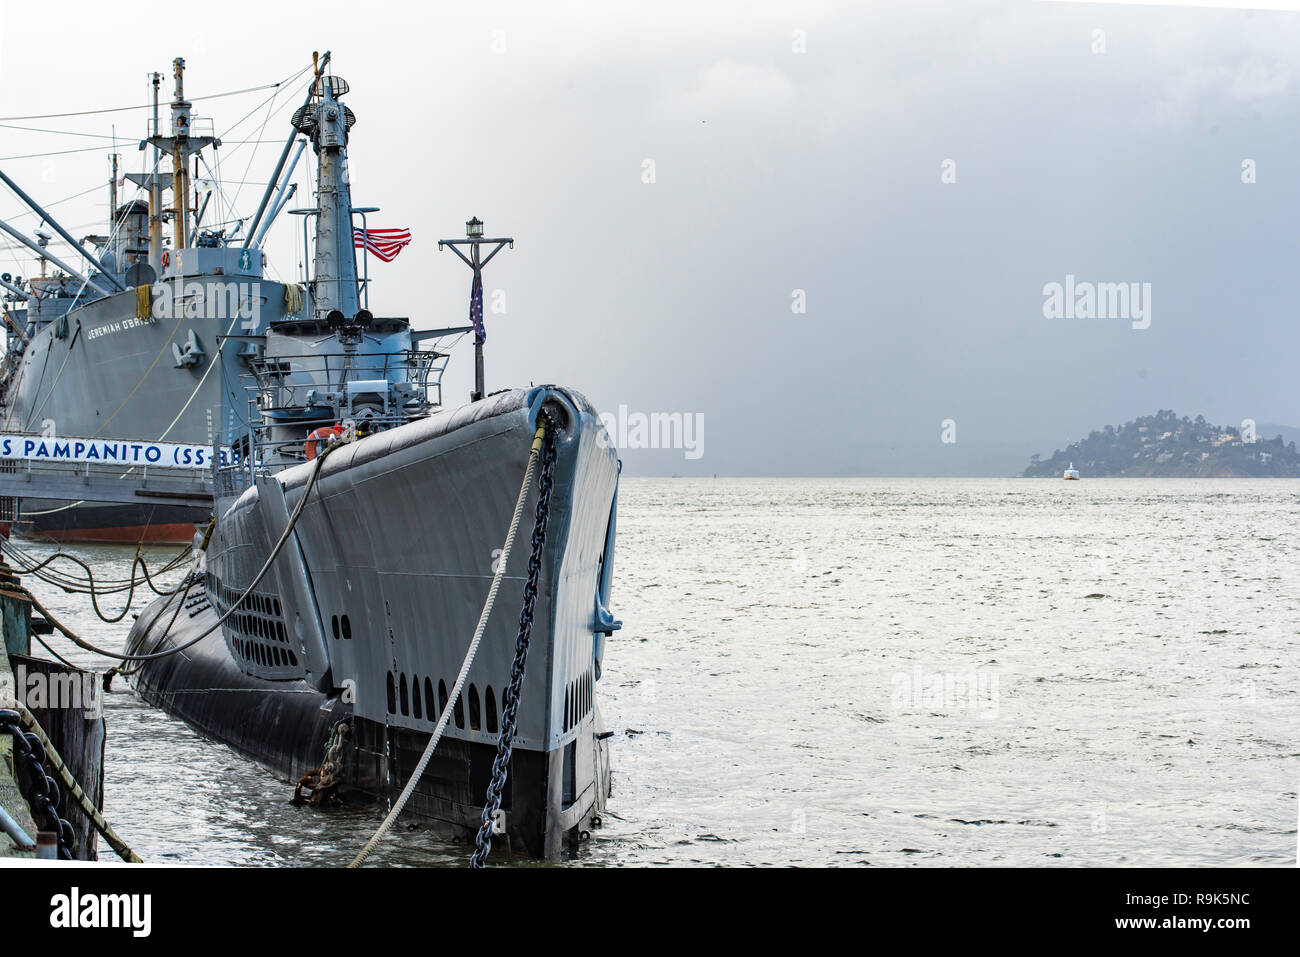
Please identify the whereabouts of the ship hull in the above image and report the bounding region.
[127,388,619,859]
[9,500,206,543]
[1,270,283,542]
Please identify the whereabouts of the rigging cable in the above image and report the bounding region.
[26,438,335,664]
[10,67,317,516]
[0,78,300,122]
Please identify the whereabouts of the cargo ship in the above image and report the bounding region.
[0,63,293,541]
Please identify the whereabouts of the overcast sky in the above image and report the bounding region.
[1,0,1298,475]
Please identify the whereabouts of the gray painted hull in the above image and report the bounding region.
[1,278,285,540]
[128,388,620,858]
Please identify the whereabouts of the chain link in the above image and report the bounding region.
[470,416,558,868]
[0,709,75,859]
[293,721,349,806]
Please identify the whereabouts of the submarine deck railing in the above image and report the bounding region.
[0,439,216,510]
[214,344,457,497]
[215,410,424,499]
[244,348,448,413]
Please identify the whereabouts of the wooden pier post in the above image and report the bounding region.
[0,563,105,859]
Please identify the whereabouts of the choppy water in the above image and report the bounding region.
[15,479,1299,866]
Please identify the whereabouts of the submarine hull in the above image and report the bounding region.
[127,388,619,859]
[127,590,612,858]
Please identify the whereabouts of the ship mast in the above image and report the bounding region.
[109,153,118,223]
[149,72,163,271]
[171,60,190,239]
[291,55,360,319]
[144,58,219,258]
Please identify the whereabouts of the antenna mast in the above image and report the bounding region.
[148,73,162,271]
[109,153,118,222]
[439,217,513,402]
[143,58,219,260]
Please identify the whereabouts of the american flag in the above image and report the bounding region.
[353,226,412,263]
[470,271,485,344]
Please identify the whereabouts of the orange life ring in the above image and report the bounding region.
[161,250,170,269]
[305,425,343,461]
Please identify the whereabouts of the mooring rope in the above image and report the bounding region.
[0,704,142,862]
[1,537,193,600]
[24,441,333,665]
[348,422,548,868]
[469,424,557,867]
[17,550,180,623]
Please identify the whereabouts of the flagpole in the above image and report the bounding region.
[438,216,513,403]
[352,207,379,310]
[472,240,484,401]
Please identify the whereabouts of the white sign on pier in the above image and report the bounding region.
[0,434,233,470]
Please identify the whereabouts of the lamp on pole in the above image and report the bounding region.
[438,217,512,401]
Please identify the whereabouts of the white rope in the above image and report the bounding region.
[348,430,543,868]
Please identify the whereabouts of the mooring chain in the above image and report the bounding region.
[318,721,348,791]
[293,721,349,806]
[348,417,553,869]
[470,416,558,868]
[0,709,75,859]
[0,705,140,861]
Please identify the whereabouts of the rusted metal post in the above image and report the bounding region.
[0,561,31,657]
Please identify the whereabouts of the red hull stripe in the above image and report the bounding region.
[14,522,198,545]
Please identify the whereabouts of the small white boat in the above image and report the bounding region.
[1063,463,1080,480]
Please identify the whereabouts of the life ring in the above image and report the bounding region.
[305,425,343,461]
[161,250,169,269]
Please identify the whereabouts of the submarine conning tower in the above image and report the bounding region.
[291,74,359,320]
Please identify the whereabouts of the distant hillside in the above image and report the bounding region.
[1023,410,1300,477]
[1257,423,1300,448]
